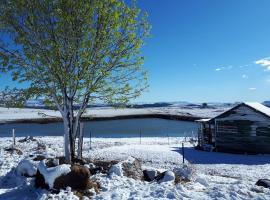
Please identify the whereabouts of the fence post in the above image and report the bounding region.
[182,142,185,164]
[89,131,92,150]
[139,129,142,144]
[12,129,16,147]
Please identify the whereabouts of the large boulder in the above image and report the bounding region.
[35,160,71,189]
[155,171,175,183]
[35,160,92,191]
[54,165,91,190]
[16,159,37,177]
[256,179,270,188]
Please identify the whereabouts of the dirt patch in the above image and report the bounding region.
[89,160,119,174]
[4,147,23,155]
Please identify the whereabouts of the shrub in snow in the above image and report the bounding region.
[121,157,143,180]
[36,142,46,151]
[108,157,143,180]
[4,147,23,155]
[155,171,175,183]
[173,164,195,181]
[37,160,71,189]
[16,159,37,177]
[18,136,37,143]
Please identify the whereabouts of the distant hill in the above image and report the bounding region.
[127,102,173,108]
[263,101,270,108]
[23,99,236,109]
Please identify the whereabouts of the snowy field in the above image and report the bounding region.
[0,136,270,199]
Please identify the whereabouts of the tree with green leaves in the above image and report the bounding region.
[0,0,150,163]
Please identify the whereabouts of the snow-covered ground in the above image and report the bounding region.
[0,136,270,199]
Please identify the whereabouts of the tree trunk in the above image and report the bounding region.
[62,97,86,163]
[77,122,84,159]
[63,119,72,163]
[63,112,79,163]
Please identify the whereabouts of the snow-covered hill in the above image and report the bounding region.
[0,104,231,123]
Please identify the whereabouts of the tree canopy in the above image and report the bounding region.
[0,0,149,110]
[0,0,150,163]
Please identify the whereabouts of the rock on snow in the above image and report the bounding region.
[155,171,175,183]
[16,159,37,177]
[38,160,71,189]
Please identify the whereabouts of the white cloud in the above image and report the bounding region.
[242,74,248,79]
[239,64,250,68]
[249,87,256,90]
[254,57,270,71]
[214,65,233,72]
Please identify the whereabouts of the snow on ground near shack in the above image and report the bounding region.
[0,105,230,122]
[0,136,270,200]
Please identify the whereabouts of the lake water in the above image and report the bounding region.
[0,118,198,138]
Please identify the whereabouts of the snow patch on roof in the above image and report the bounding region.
[244,102,270,117]
[195,118,211,122]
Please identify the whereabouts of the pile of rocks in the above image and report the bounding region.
[14,156,194,199]
[107,156,177,183]
[15,158,100,198]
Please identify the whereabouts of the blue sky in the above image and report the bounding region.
[1,0,270,103]
[134,0,270,103]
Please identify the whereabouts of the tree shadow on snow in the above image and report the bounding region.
[0,168,47,200]
[171,146,270,165]
[0,185,44,200]
[0,168,27,189]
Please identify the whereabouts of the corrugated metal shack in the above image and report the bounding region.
[197,102,270,153]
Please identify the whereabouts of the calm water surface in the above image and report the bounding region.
[0,118,198,138]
